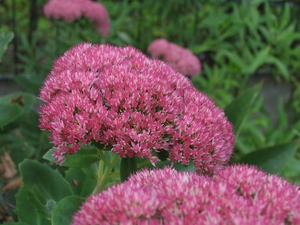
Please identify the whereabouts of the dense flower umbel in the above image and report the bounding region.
[39,43,233,174]
[148,38,201,77]
[43,0,110,36]
[72,165,300,225]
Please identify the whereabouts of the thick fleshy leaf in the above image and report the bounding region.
[19,159,73,201]
[65,168,97,197]
[81,162,98,180]
[16,160,73,224]
[224,84,261,138]
[51,196,85,225]
[239,141,298,174]
[43,145,101,168]
[173,161,196,172]
[15,184,50,225]
[42,148,60,163]
[120,157,137,181]
[0,103,23,128]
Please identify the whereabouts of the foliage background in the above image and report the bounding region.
[1,0,300,223]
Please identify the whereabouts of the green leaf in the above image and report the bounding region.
[215,49,245,70]
[218,26,239,42]
[258,26,271,43]
[279,3,291,30]
[243,46,270,74]
[277,27,300,48]
[0,103,23,128]
[0,92,37,128]
[189,40,217,53]
[51,196,85,225]
[65,168,97,197]
[120,157,137,181]
[0,30,14,60]
[19,159,73,201]
[277,97,288,129]
[42,148,59,163]
[280,156,300,180]
[264,2,277,28]
[43,145,101,168]
[81,162,99,180]
[265,56,289,80]
[13,76,43,95]
[117,31,133,45]
[15,184,50,225]
[239,141,299,174]
[224,84,261,138]
[0,92,36,114]
[156,149,169,161]
[173,161,196,172]
[16,160,73,224]
[8,142,35,168]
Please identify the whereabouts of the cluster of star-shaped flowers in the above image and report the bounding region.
[148,38,201,77]
[43,0,110,36]
[39,43,234,174]
[72,165,300,225]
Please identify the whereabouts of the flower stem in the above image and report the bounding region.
[93,152,119,194]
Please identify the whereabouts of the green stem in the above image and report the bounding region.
[98,149,111,166]
[107,172,120,179]
[93,152,119,194]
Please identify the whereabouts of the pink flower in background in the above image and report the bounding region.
[39,43,233,174]
[43,0,86,22]
[177,49,202,77]
[147,38,169,58]
[83,1,110,36]
[72,165,300,225]
[163,43,183,63]
[148,38,201,77]
[43,0,110,36]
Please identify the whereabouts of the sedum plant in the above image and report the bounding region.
[39,43,234,179]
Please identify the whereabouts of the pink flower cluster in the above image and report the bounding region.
[39,43,234,174]
[43,0,110,36]
[148,38,201,77]
[72,165,300,225]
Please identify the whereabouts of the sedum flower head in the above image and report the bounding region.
[43,0,110,36]
[39,43,233,174]
[72,165,300,225]
[148,38,201,77]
